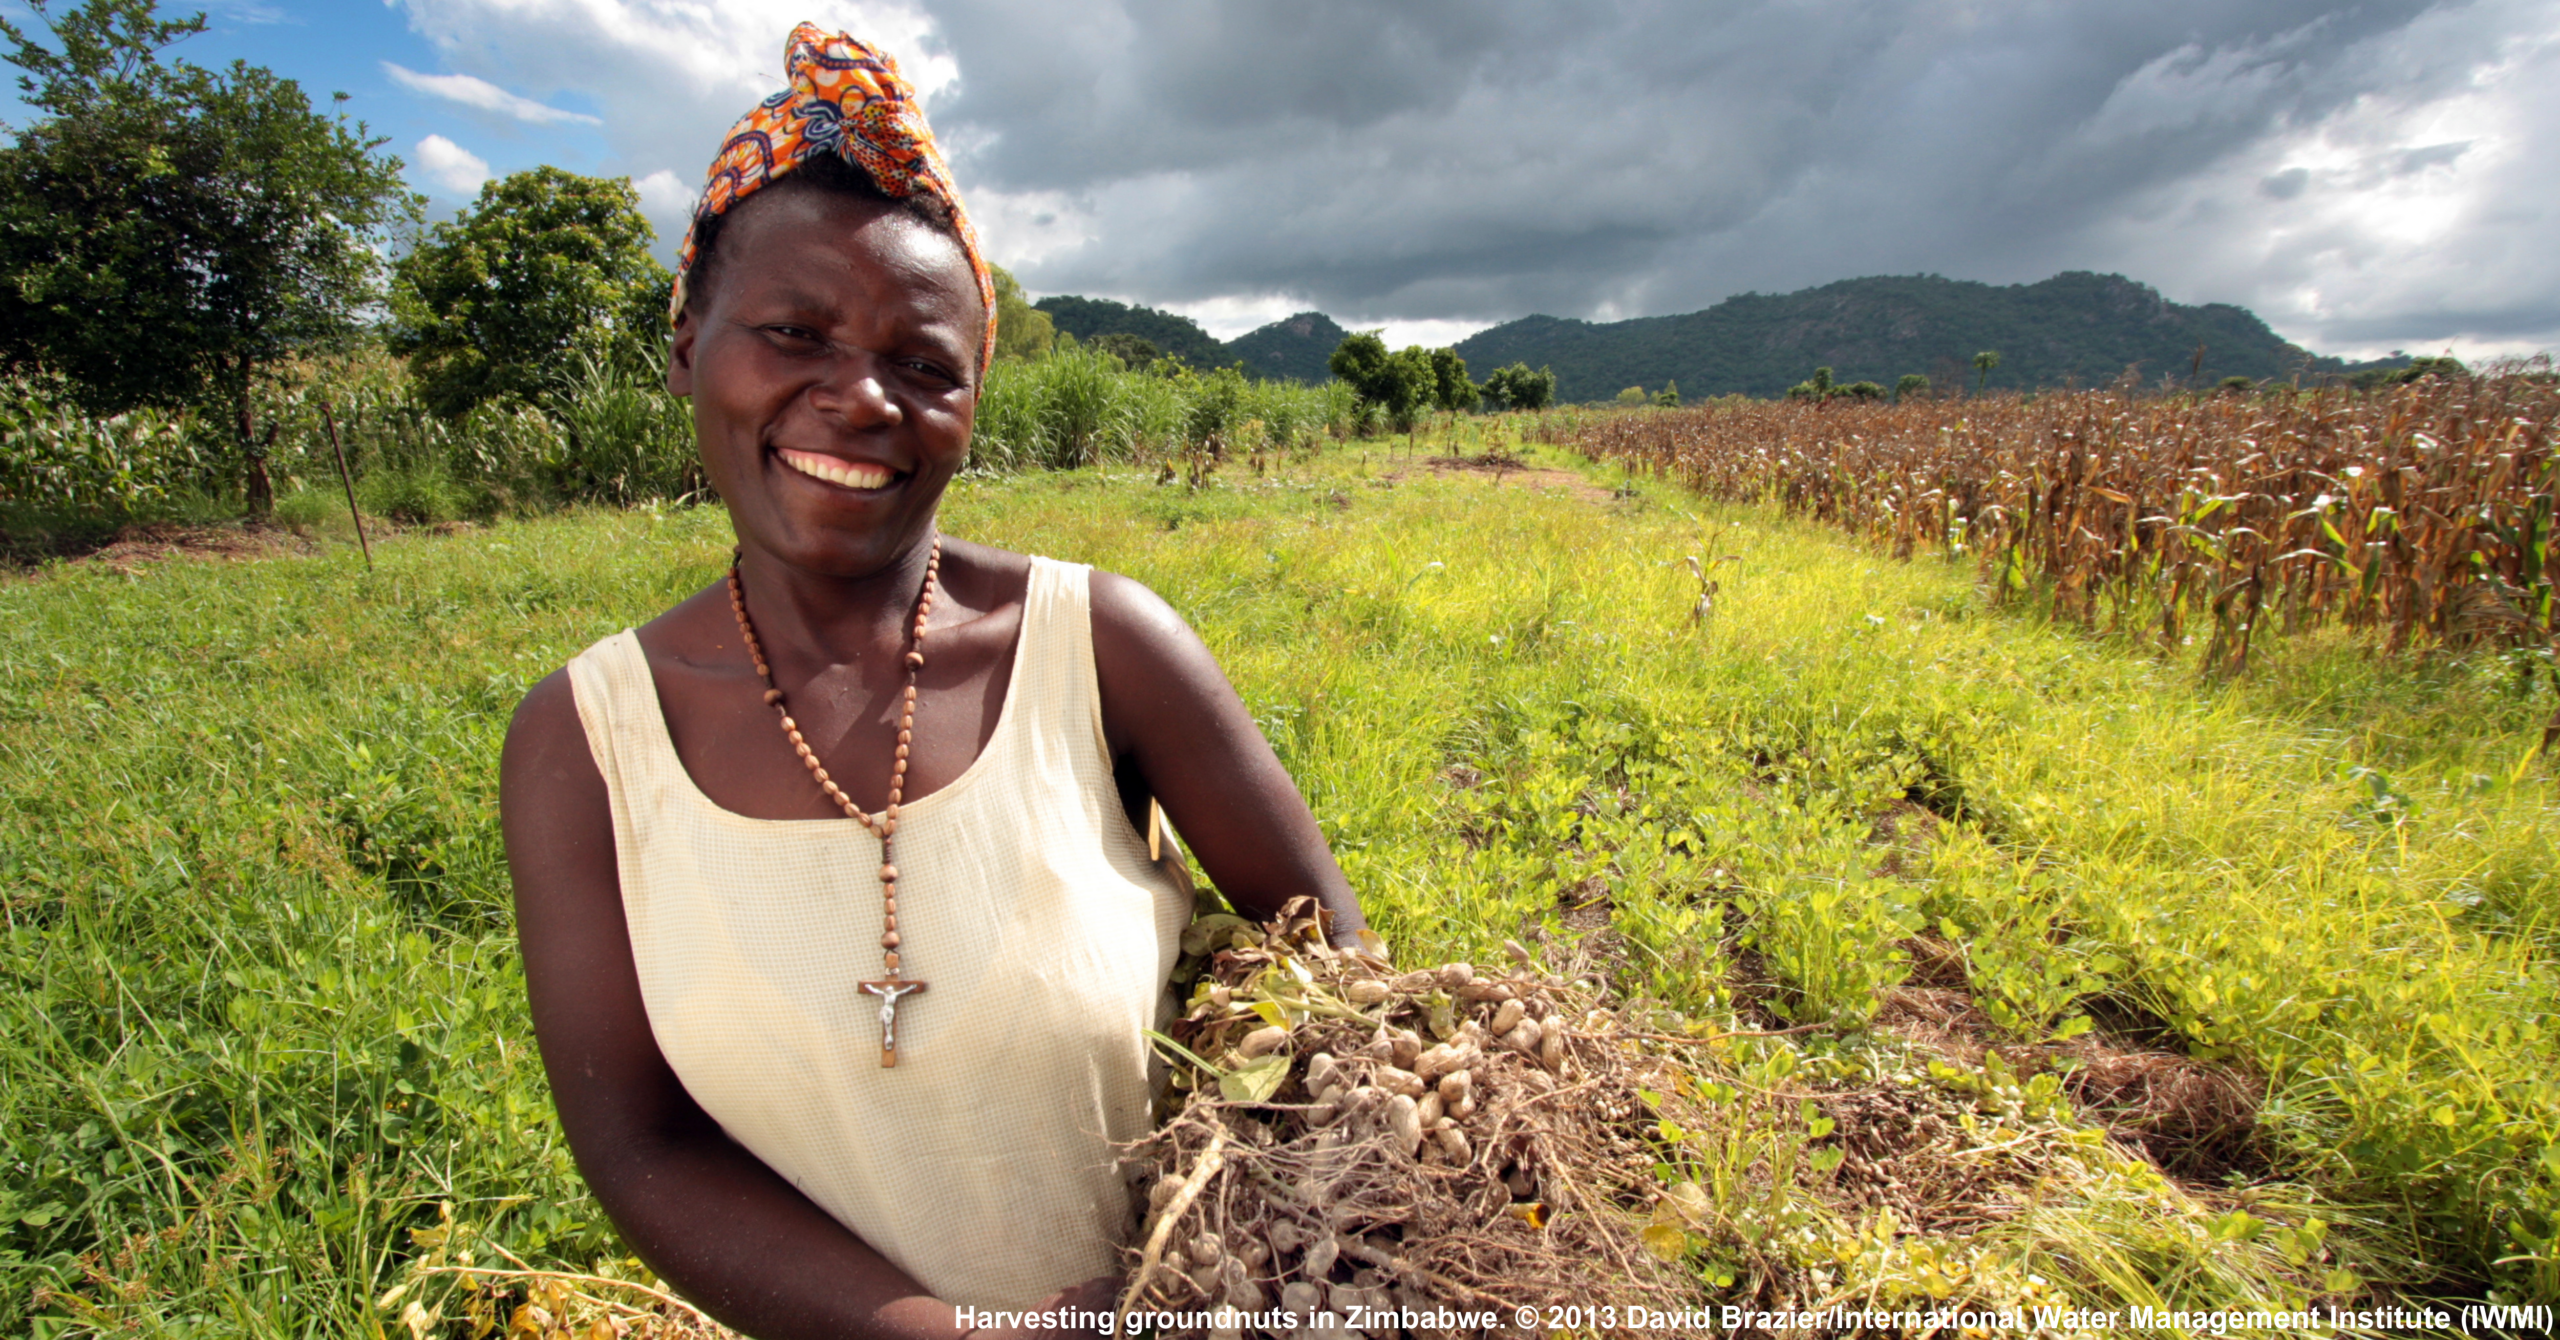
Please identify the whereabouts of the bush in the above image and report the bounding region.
[969,348,1352,470]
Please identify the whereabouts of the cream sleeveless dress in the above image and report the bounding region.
[566,557,1192,1310]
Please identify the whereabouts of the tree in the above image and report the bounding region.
[1479,363,1554,412]
[1090,332,1156,369]
[1615,386,1648,406]
[1426,346,1476,413]
[390,167,665,416]
[0,0,419,510]
[1327,332,1432,432]
[1894,373,1929,402]
[1787,367,1836,401]
[1973,349,2002,395]
[1654,379,1680,407]
[990,264,1054,363]
[1382,347,1435,432]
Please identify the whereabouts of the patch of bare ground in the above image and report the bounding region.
[1523,874,1627,990]
[1877,940,2267,1182]
[1373,452,1617,503]
[5,520,317,576]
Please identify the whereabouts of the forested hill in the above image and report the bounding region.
[1034,272,2388,398]
[1032,295,1228,367]
[1452,272,2377,402]
[1220,311,1350,384]
[1031,295,1349,383]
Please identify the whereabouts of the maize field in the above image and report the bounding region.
[1539,375,2560,675]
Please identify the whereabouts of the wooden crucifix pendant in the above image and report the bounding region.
[857,977,928,1067]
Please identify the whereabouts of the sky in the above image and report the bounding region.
[3,0,2554,360]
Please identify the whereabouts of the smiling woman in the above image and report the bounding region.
[495,25,1363,1340]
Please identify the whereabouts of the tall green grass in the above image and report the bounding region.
[967,346,1354,471]
[1,439,2552,1333]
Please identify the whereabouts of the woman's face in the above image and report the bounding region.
[668,186,983,578]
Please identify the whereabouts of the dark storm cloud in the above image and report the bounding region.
[919,0,2554,353]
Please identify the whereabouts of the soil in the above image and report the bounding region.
[1,521,319,576]
[1373,452,1618,503]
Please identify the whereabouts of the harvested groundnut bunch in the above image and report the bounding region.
[1122,898,1693,1334]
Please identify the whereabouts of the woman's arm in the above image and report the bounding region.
[1087,572,1367,948]
[502,671,1106,1338]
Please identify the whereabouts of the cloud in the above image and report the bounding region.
[631,168,698,249]
[384,63,602,125]
[390,0,2560,358]
[391,2,944,205]
[201,0,289,23]
[412,134,491,196]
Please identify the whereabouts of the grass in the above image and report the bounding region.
[1,432,2553,1334]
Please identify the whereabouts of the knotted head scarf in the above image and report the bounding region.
[671,24,997,374]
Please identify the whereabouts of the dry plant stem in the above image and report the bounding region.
[1118,1123,1229,1313]
[1623,1024,1829,1043]
[412,1264,714,1322]
[319,401,370,569]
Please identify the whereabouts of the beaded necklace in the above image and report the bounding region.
[725,536,940,1067]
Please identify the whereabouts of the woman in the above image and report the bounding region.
[499,27,1364,1339]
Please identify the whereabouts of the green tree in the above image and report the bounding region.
[1426,346,1476,412]
[390,166,665,417]
[0,0,419,509]
[1090,332,1156,369]
[1973,349,2002,394]
[1382,347,1435,432]
[990,264,1054,363]
[1894,373,1929,402]
[1787,367,1836,401]
[1479,363,1554,411]
[1328,332,1432,432]
[1654,378,1680,407]
[1615,385,1648,405]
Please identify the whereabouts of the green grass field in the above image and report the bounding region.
[3,437,2554,1334]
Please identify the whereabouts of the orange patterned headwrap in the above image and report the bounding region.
[671,24,997,373]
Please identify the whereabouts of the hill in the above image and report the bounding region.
[1220,311,1350,384]
[1030,297,1350,384]
[1452,272,2383,402]
[1028,272,2400,399]
[1032,295,1227,367]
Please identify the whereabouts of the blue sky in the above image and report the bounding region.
[5,1,2556,359]
[5,0,629,224]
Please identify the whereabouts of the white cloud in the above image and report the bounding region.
[631,168,698,250]
[2077,5,2560,360]
[384,62,602,125]
[1378,318,1496,351]
[413,134,492,196]
[391,0,950,260]
[205,0,288,23]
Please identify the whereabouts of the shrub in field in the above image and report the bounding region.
[543,352,701,505]
[968,347,1351,471]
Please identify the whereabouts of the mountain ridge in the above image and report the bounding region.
[1034,272,2398,398]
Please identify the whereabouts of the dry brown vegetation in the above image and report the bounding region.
[1539,375,2560,675]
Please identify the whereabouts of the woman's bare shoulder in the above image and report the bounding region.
[1087,566,1195,658]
